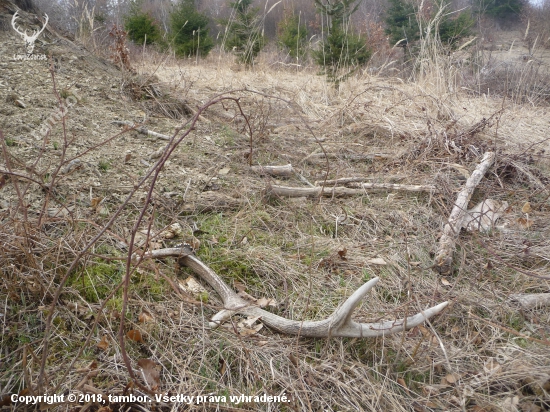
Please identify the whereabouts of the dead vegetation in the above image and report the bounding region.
[1,12,550,412]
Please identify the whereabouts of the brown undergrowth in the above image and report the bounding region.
[1,31,550,412]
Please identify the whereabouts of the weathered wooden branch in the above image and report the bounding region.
[509,293,550,310]
[250,164,294,177]
[303,152,392,164]
[132,245,448,338]
[433,152,496,275]
[314,176,406,186]
[112,121,171,140]
[266,182,436,198]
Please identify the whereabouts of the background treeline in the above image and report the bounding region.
[31,0,550,72]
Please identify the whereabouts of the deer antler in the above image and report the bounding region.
[132,245,448,338]
[11,11,49,54]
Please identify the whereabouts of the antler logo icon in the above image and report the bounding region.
[11,11,49,55]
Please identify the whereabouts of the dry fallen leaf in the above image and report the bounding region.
[90,197,103,210]
[257,297,277,308]
[444,373,458,384]
[517,217,534,229]
[139,311,154,323]
[218,357,226,376]
[137,359,161,391]
[127,330,143,342]
[418,325,430,337]
[218,167,230,175]
[0,395,12,407]
[237,289,257,302]
[184,276,204,293]
[397,378,408,391]
[97,335,109,351]
[238,325,263,336]
[240,316,261,329]
[161,223,183,239]
[441,277,452,286]
[522,202,532,213]
[178,276,207,298]
[288,353,298,367]
[234,281,247,292]
[367,257,387,265]
[237,316,263,336]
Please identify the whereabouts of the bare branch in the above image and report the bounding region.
[250,164,294,177]
[266,183,436,198]
[433,152,495,274]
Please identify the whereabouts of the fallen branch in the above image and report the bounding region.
[267,182,436,198]
[314,176,406,186]
[132,245,448,338]
[509,293,550,310]
[433,152,495,275]
[112,120,171,140]
[303,152,391,164]
[250,164,294,177]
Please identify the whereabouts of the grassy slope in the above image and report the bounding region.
[1,29,550,411]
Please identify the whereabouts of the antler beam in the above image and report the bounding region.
[132,245,448,338]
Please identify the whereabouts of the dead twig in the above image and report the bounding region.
[112,121,171,140]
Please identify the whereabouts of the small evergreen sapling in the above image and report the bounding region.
[222,0,265,66]
[170,0,214,58]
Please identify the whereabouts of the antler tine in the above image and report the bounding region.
[132,246,448,338]
[240,279,448,338]
[11,11,25,36]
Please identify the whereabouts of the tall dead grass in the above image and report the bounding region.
[1,21,550,411]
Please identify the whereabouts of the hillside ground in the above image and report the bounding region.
[1,16,550,411]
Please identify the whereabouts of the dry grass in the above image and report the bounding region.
[1,34,550,412]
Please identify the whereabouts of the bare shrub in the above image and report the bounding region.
[109,24,132,71]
